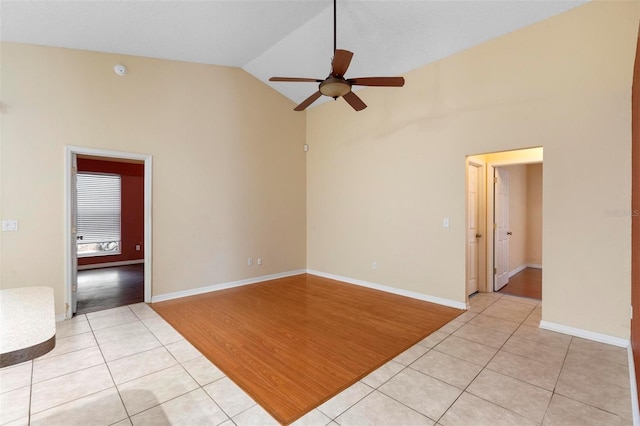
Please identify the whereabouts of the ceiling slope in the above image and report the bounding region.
[0,0,587,107]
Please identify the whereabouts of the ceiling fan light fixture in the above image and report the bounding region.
[319,78,351,98]
[269,0,403,111]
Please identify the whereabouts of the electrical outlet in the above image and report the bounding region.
[1,220,18,232]
[372,261,377,270]
[135,244,141,251]
[443,218,450,228]
[248,258,253,266]
[257,258,262,266]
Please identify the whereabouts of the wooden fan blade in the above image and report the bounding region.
[270,77,322,83]
[294,91,323,111]
[343,91,367,111]
[349,77,405,87]
[331,49,354,77]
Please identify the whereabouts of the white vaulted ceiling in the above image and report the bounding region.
[0,0,587,108]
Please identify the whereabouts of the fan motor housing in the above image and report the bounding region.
[319,77,351,98]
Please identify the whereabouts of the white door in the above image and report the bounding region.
[467,164,480,295]
[71,154,78,314]
[494,168,510,291]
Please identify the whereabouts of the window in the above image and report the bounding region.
[76,173,121,257]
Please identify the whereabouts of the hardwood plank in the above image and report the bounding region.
[76,264,144,314]
[152,273,462,424]
[497,267,542,300]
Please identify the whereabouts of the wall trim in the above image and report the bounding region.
[539,320,629,348]
[78,259,144,271]
[508,264,542,278]
[628,345,640,426]
[150,269,307,303]
[508,264,528,278]
[307,269,467,310]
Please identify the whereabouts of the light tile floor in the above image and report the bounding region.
[0,292,633,425]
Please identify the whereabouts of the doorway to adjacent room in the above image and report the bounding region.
[65,146,153,319]
[466,147,543,301]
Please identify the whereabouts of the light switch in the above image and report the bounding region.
[443,218,450,228]
[2,220,18,231]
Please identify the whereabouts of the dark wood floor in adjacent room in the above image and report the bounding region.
[498,267,542,300]
[77,264,144,315]
[151,273,463,425]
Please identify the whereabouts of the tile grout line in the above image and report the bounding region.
[317,382,375,423]
[433,293,523,424]
[90,308,132,425]
[14,297,631,426]
[357,295,501,424]
[432,293,547,424]
[126,306,233,425]
[343,294,504,425]
[28,359,33,426]
[549,337,634,422]
[28,314,93,419]
[459,295,631,424]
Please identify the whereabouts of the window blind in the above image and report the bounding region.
[77,173,121,245]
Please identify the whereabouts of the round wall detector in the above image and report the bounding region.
[114,64,127,76]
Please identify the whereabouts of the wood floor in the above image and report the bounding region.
[498,267,542,300]
[76,264,144,315]
[151,274,463,425]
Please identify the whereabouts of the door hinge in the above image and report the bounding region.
[494,268,497,275]
[493,177,497,183]
[493,223,497,229]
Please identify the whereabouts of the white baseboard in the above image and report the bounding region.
[508,263,542,278]
[539,320,629,348]
[306,269,467,310]
[508,264,528,278]
[55,314,67,322]
[151,269,307,303]
[78,259,144,270]
[628,345,640,426]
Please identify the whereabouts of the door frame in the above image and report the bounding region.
[466,158,486,295]
[64,146,153,319]
[485,158,542,293]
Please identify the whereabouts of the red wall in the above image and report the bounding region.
[77,158,144,266]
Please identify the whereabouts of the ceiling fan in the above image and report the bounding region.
[269,0,405,112]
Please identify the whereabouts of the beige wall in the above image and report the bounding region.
[1,2,637,340]
[0,43,307,315]
[307,2,639,338]
[527,164,543,265]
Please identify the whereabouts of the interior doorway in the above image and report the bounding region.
[65,146,153,319]
[466,147,543,302]
[75,156,145,314]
